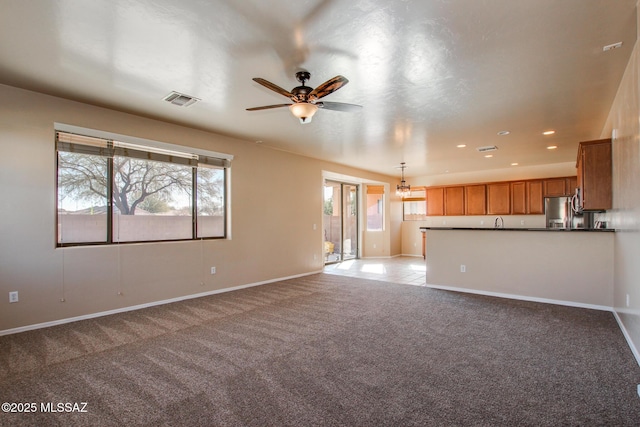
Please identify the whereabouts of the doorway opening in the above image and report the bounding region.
[323,180,358,264]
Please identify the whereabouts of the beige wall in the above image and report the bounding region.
[401,216,546,257]
[414,162,577,187]
[0,84,399,332]
[600,6,640,360]
[425,229,614,308]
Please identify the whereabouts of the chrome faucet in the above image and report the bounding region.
[494,216,504,228]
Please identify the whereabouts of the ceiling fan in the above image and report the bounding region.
[246,71,362,123]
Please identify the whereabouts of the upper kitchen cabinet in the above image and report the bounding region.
[465,185,487,215]
[577,138,612,211]
[421,175,576,217]
[543,177,577,197]
[426,187,445,216]
[511,182,527,215]
[527,180,544,214]
[567,176,578,196]
[543,178,567,196]
[512,180,544,214]
[445,186,465,215]
[487,182,511,215]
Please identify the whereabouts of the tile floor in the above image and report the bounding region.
[323,256,426,286]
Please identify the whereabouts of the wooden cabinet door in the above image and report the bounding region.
[544,178,566,196]
[567,176,578,196]
[579,139,612,210]
[426,187,444,216]
[511,182,527,215]
[527,180,544,214]
[445,186,465,215]
[465,185,486,215]
[487,182,511,215]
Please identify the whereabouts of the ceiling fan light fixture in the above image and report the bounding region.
[289,102,318,123]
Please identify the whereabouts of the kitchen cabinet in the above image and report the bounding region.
[567,176,578,196]
[511,182,527,215]
[544,178,567,196]
[465,185,486,215]
[487,182,511,215]
[577,138,612,211]
[527,180,544,214]
[426,187,444,216]
[422,175,576,217]
[445,186,465,215]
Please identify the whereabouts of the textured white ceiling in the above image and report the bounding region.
[0,0,636,178]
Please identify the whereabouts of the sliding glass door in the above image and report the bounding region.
[323,181,358,264]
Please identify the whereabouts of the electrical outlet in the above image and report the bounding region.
[480,220,484,225]
[460,265,466,273]
[9,291,18,303]
[210,266,216,275]
[626,294,630,307]
[521,220,525,225]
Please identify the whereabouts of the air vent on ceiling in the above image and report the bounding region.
[476,145,498,153]
[603,42,623,52]
[163,91,200,107]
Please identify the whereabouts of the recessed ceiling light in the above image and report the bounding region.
[497,131,510,136]
[547,145,558,150]
[456,144,467,148]
[255,140,263,144]
[511,162,519,166]
[484,154,493,158]
[543,130,555,135]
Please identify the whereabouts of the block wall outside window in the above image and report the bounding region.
[56,130,229,246]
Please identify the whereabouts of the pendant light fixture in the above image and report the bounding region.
[396,162,411,198]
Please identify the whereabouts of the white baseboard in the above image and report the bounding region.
[358,256,393,259]
[360,254,422,259]
[612,310,640,368]
[425,283,613,312]
[0,270,323,337]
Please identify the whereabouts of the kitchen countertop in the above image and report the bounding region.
[419,227,614,232]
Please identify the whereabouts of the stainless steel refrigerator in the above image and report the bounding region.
[545,197,593,229]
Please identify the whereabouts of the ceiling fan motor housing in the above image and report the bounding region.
[292,85,313,102]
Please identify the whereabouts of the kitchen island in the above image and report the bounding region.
[420,227,614,309]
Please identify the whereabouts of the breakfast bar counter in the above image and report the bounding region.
[421,227,614,309]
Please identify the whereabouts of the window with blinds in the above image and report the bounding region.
[56,130,230,246]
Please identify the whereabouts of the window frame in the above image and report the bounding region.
[55,127,232,247]
[402,187,427,221]
[365,185,385,231]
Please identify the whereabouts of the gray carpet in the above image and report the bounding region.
[1,273,639,426]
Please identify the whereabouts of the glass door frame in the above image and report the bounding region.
[323,180,360,264]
